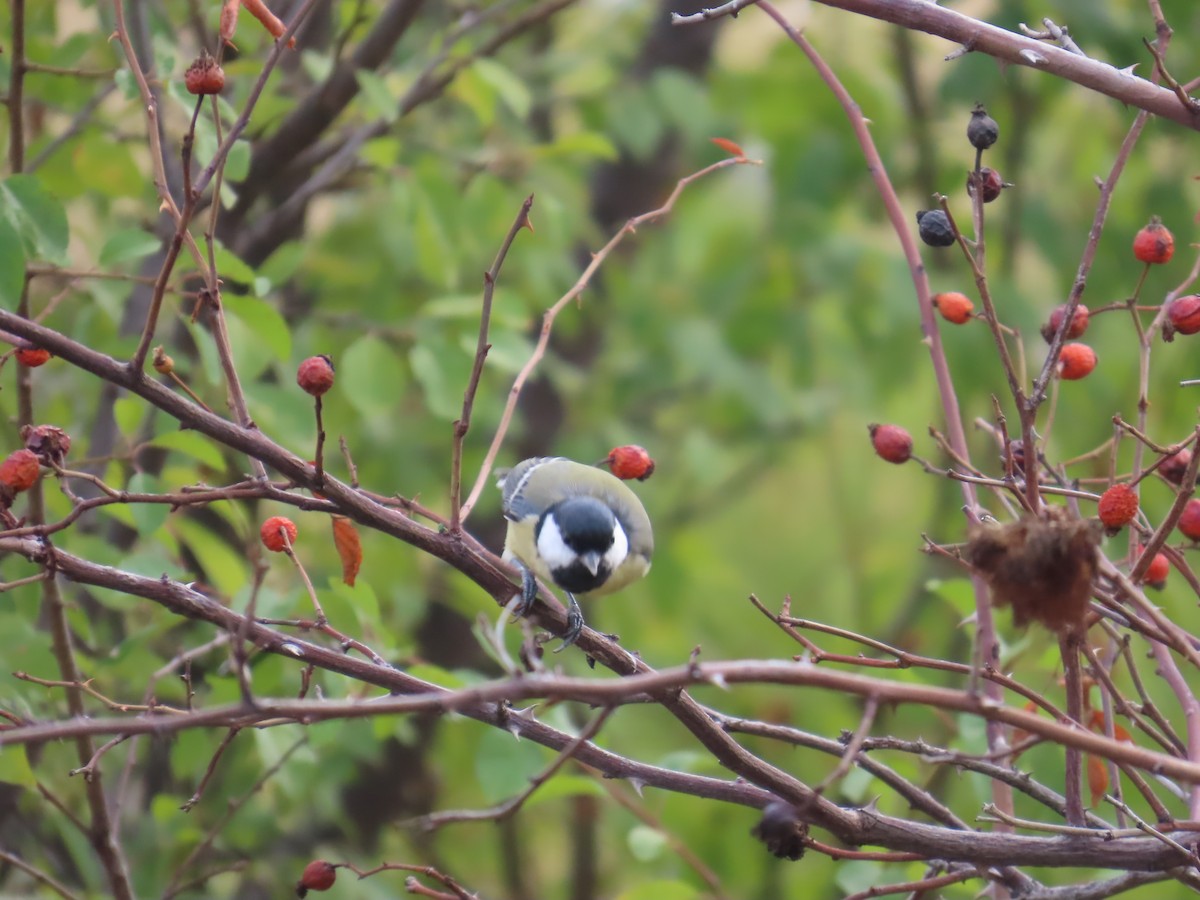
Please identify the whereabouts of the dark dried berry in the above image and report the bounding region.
[1159,448,1192,485]
[751,801,807,861]
[967,167,1005,203]
[967,103,999,150]
[916,209,955,247]
[1005,439,1026,474]
[21,424,71,467]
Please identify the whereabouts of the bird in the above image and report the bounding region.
[496,456,654,647]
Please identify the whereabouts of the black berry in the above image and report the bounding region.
[916,209,955,247]
[968,103,999,151]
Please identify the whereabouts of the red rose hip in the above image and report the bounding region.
[934,292,974,325]
[1141,550,1170,589]
[297,355,335,397]
[184,51,225,95]
[260,516,298,552]
[604,445,655,481]
[1133,216,1174,265]
[1058,343,1097,380]
[1178,498,1200,541]
[15,347,51,367]
[1166,295,1200,337]
[1160,448,1192,485]
[0,449,40,493]
[1041,303,1089,342]
[869,423,912,464]
[1097,483,1138,531]
[296,859,337,896]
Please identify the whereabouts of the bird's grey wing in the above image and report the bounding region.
[497,457,563,521]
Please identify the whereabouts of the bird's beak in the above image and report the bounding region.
[580,551,602,575]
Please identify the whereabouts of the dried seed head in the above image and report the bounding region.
[965,507,1102,634]
[751,801,807,861]
[967,103,999,150]
[21,424,71,468]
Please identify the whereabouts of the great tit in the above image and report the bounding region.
[497,456,654,646]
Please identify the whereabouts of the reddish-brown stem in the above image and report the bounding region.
[450,194,533,532]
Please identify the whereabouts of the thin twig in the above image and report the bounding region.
[450,194,533,532]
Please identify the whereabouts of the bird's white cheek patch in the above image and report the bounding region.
[604,521,629,573]
[536,515,579,571]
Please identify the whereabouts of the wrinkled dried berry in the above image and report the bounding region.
[1097,483,1138,532]
[916,209,955,247]
[297,355,335,397]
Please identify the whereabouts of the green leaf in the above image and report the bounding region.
[224,139,252,182]
[626,825,668,862]
[212,241,258,287]
[409,339,465,420]
[0,217,27,310]
[339,334,406,421]
[474,727,546,803]
[173,517,248,597]
[536,130,619,162]
[113,396,145,439]
[461,327,532,375]
[0,174,69,264]
[148,430,227,469]
[0,747,36,787]
[615,880,697,900]
[473,59,532,120]
[128,472,169,537]
[412,190,455,289]
[99,228,163,267]
[355,70,397,123]
[226,295,291,363]
[522,774,604,809]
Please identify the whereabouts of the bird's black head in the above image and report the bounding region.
[536,497,622,593]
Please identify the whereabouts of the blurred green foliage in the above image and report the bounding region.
[0,0,1199,897]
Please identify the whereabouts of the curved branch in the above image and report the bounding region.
[811,0,1200,131]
